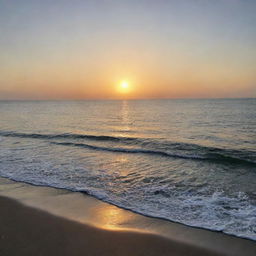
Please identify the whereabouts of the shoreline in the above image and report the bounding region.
[0,177,256,255]
[1,175,255,241]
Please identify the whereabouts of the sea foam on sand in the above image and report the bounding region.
[0,177,256,256]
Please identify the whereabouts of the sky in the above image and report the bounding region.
[0,0,256,100]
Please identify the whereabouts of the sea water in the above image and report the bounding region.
[0,99,255,240]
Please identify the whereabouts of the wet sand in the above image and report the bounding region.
[0,177,255,256]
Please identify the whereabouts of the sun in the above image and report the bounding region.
[120,80,129,89]
[118,80,130,93]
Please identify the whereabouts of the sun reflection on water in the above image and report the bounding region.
[88,203,136,231]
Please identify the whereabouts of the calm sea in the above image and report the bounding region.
[0,99,255,240]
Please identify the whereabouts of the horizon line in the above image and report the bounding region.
[0,97,255,102]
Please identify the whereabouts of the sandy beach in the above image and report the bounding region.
[0,177,255,256]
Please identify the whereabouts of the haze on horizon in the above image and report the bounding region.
[0,0,256,100]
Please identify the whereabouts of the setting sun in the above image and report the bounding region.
[117,80,131,94]
[120,81,129,89]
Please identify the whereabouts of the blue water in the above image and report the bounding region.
[0,99,255,240]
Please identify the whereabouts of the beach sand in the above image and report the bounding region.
[0,177,255,256]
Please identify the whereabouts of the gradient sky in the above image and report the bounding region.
[0,0,256,99]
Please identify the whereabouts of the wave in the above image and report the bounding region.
[51,141,256,166]
[1,130,255,166]
[51,141,206,159]
[0,131,137,142]
[1,174,256,241]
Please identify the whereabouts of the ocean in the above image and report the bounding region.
[0,99,255,240]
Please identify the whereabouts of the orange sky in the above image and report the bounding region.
[0,1,255,100]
